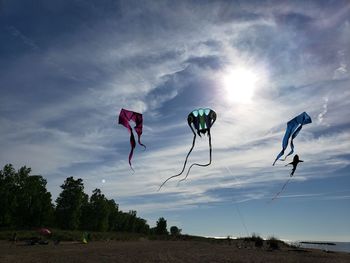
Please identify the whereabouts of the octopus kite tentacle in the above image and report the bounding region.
[158,117,197,191]
[178,130,212,184]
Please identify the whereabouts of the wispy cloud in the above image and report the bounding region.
[6,26,40,51]
[1,1,349,219]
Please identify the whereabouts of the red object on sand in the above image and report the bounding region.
[38,228,51,236]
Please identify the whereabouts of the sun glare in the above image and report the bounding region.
[222,68,258,103]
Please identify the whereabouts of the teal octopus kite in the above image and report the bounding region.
[159,108,216,190]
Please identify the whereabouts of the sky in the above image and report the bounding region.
[1,0,349,242]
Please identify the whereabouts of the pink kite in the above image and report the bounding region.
[118,108,146,169]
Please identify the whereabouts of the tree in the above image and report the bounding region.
[0,164,153,234]
[0,164,17,227]
[170,226,181,236]
[55,177,85,230]
[14,175,53,227]
[106,199,119,231]
[88,189,110,232]
[79,191,91,230]
[134,217,149,234]
[155,217,168,235]
[0,164,53,228]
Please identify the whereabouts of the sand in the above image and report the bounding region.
[1,240,349,263]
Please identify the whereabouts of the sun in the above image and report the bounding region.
[222,68,258,103]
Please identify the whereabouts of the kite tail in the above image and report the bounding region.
[283,124,303,160]
[290,168,296,177]
[128,131,136,171]
[158,133,197,191]
[273,150,285,166]
[270,178,292,202]
[273,126,295,165]
[137,136,146,150]
[178,131,212,184]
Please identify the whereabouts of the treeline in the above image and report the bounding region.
[0,164,179,235]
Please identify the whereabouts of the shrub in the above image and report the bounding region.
[251,233,264,248]
[267,236,280,250]
[254,237,264,248]
[170,226,181,236]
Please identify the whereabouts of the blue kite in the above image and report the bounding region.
[273,112,312,166]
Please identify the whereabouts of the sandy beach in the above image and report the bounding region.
[1,240,350,263]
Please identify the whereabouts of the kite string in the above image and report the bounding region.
[225,167,250,237]
[269,177,292,202]
[158,133,197,191]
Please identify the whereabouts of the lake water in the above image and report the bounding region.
[213,237,350,253]
[298,242,350,253]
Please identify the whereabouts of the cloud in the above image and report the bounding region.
[6,26,39,51]
[317,97,329,125]
[333,50,348,79]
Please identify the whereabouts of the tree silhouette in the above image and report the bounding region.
[89,189,110,231]
[55,177,85,230]
[0,164,53,228]
[0,164,156,235]
[155,217,168,235]
[170,226,181,236]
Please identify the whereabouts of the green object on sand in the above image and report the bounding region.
[82,232,88,244]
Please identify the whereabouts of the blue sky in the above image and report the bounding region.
[1,0,349,241]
